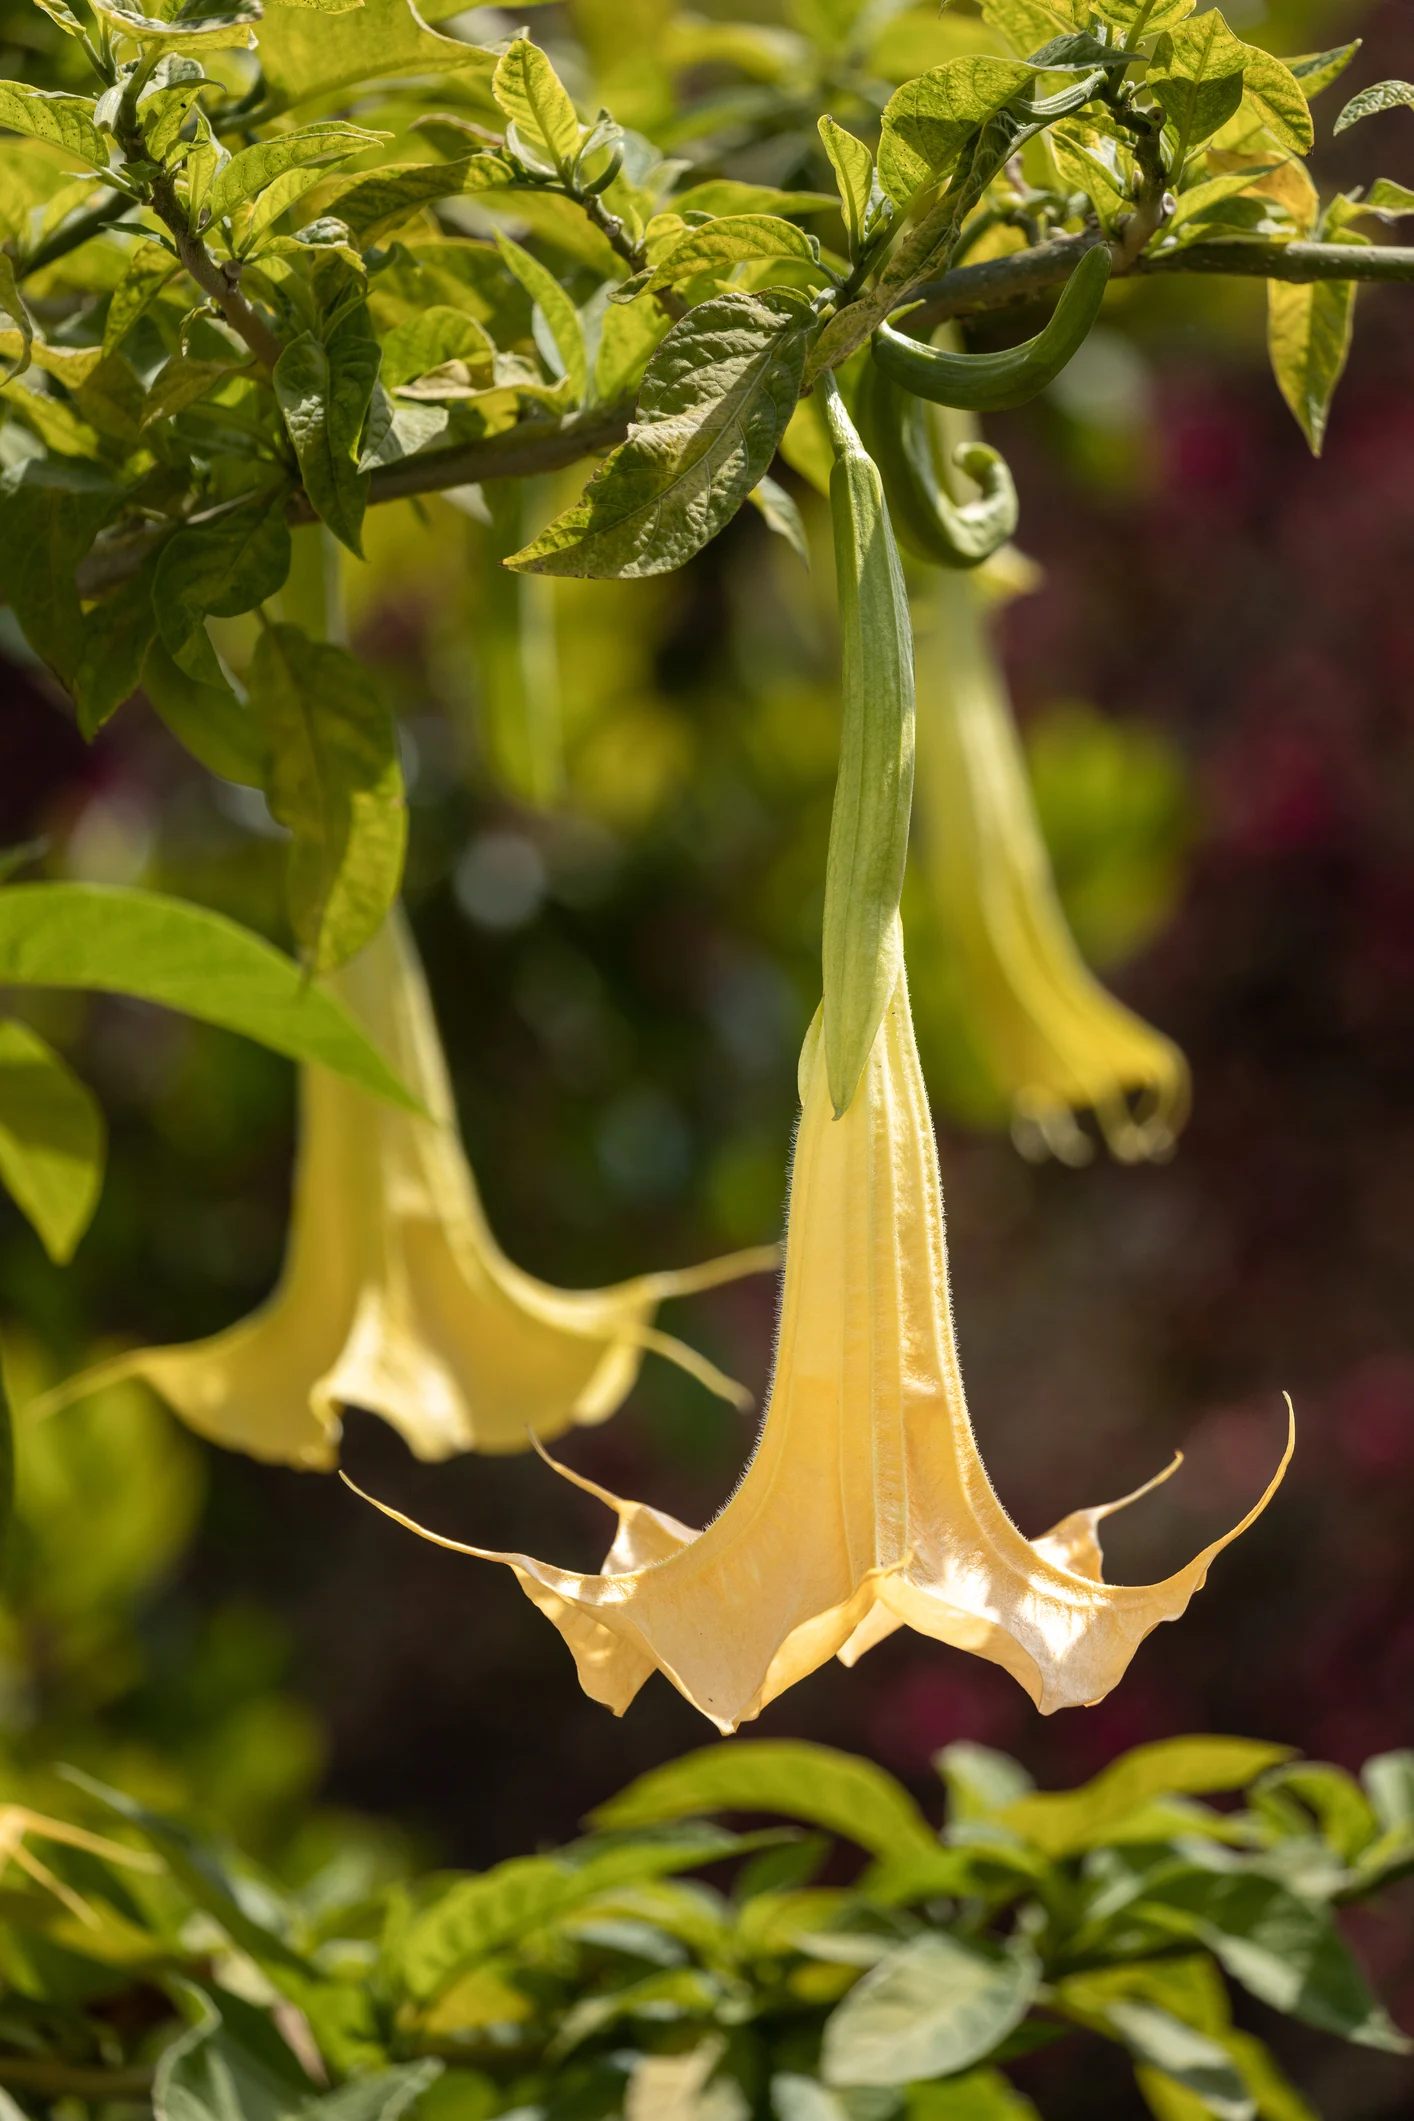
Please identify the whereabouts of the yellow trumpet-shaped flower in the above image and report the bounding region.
[353,965,1288,1731]
[33,913,777,1470]
[916,568,1188,1164]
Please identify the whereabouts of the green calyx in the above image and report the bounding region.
[819,373,916,1120]
[856,357,1018,569]
[872,241,1112,412]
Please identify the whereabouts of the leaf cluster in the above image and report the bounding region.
[0,1734,1410,2120]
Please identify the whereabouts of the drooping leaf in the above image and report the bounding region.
[1334,79,1414,134]
[822,1933,1038,2087]
[492,231,587,399]
[0,886,417,1106]
[1107,2001,1254,2121]
[0,458,115,687]
[0,1020,105,1264]
[141,635,267,786]
[509,287,811,578]
[274,320,379,554]
[152,494,292,683]
[246,622,407,973]
[590,1741,938,1858]
[748,474,809,565]
[102,241,180,357]
[998,1738,1291,1856]
[877,57,1034,205]
[1267,273,1357,454]
[208,122,386,223]
[492,36,582,177]
[0,83,109,166]
[74,558,159,737]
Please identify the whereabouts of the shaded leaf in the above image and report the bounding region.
[909,2070,1043,2119]
[0,255,34,380]
[748,473,809,565]
[0,458,115,688]
[155,1985,439,2121]
[0,1020,105,1264]
[102,241,179,357]
[509,287,811,578]
[358,385,447,469]
[878,57,1034,204]
[153,495,292,684]
[493,230,587,398]
[0,886,417,1106]
[631,214,824,298]
[75,558,159,737]
[274,320,379,554]
[1108,2001,1253,2121]
[246,623,406,973]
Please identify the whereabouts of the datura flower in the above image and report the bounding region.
[353,966,1289,1732]
[32,913,777,1470]
[916,563,1189,1165]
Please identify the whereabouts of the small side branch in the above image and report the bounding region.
[146,172,283,372]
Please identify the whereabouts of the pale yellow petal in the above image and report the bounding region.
[28,914,777,1468]
[916,571,1188,1164]
[354,966,1288,1728]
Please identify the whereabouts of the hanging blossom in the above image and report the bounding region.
[30,913,777,1469]
[915,561,1189,1166]
[351,960,1289,1732]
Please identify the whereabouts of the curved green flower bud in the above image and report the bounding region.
[872,243,1111,412]
[856,355,1019,569]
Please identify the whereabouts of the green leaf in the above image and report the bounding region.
[1091,0,1192,34]
[256,0,493,113]
[1334,79,1414,134]
[748,473,809,566]
[1108,2002,1253,2121]
[74,559,159,737]
[509,287,811,578]
[492,36,582,177]
[1147,17,1248,160]
[139,76,206,162]
[937,1741,1035,1822]
[241,164,336,248]
[1138,1866,1411,2051]
[209,122,386,222]
[155,1985,440,2121]
[673,181,838,218]
[0,886,417,1106]
[0,1019,104,1264]
[1361,177,1414,217]
[818,116,876,258]
[274,320,379,555]
[493,231,587,399]
[0,255,34,381]
[822,1934,1038,2087]
[1221,2029,1320,2121]
[377,304,493,389]
[102,241,179,357]
[141,635,267,786]
[998,1739,1291,1856]
[772,2079,848,2121]
[142,352,247,426]
[590,1741,938,1858]
[399,1827,750,2001]
[30,0,88,37]
[1250,1761,1378,1863]
[632,213,825,298]
[1288,41,1360,100]
[90,0,259,52]
[0,458,115,688]
[908,2069,1043,2119]
[1267,274,1356,455]
[878,56,1035,204]
[153,495,292,684]
[0,83,109,167]
[314,159,478,244]
[980,0,1084,58]
[1233,45,1312,154]
[358,385,447,469]
[1364,1751,1414,1834]
[246,623,407,974]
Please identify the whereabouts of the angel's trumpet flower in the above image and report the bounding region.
[915,543,1188,1165]
[353,967,1289,1732]
[32,913,777,1469]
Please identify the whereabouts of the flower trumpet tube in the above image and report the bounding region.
[350,971,1290,1732]
[30,913,778,1470]
[917,568,1189,1163]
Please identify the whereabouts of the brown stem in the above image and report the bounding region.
[147,171,283,372]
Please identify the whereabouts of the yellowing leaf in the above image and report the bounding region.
[255,0,493,113]
[208,121,385,222]
[493,37,583,176]
[878,58,1034,204]
[1267,274,1357,455]
[0,83,109,166]
[246,622,406,974]
[0,1020,104,1263]
[89,0,260,53]
[998,1737,1292,1854]
[33,914,776,1467]
[352,955,1289,1730]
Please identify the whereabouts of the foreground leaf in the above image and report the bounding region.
[1267,274,1357,454]
[822,1932,1038,2087]
[509,288,811,578]
[0,886,416,1107]
[246,623,406,973]
[274,322,380,554]
[152,495,292,684]
[0,460,115,687]
[0,1020,104,1263]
